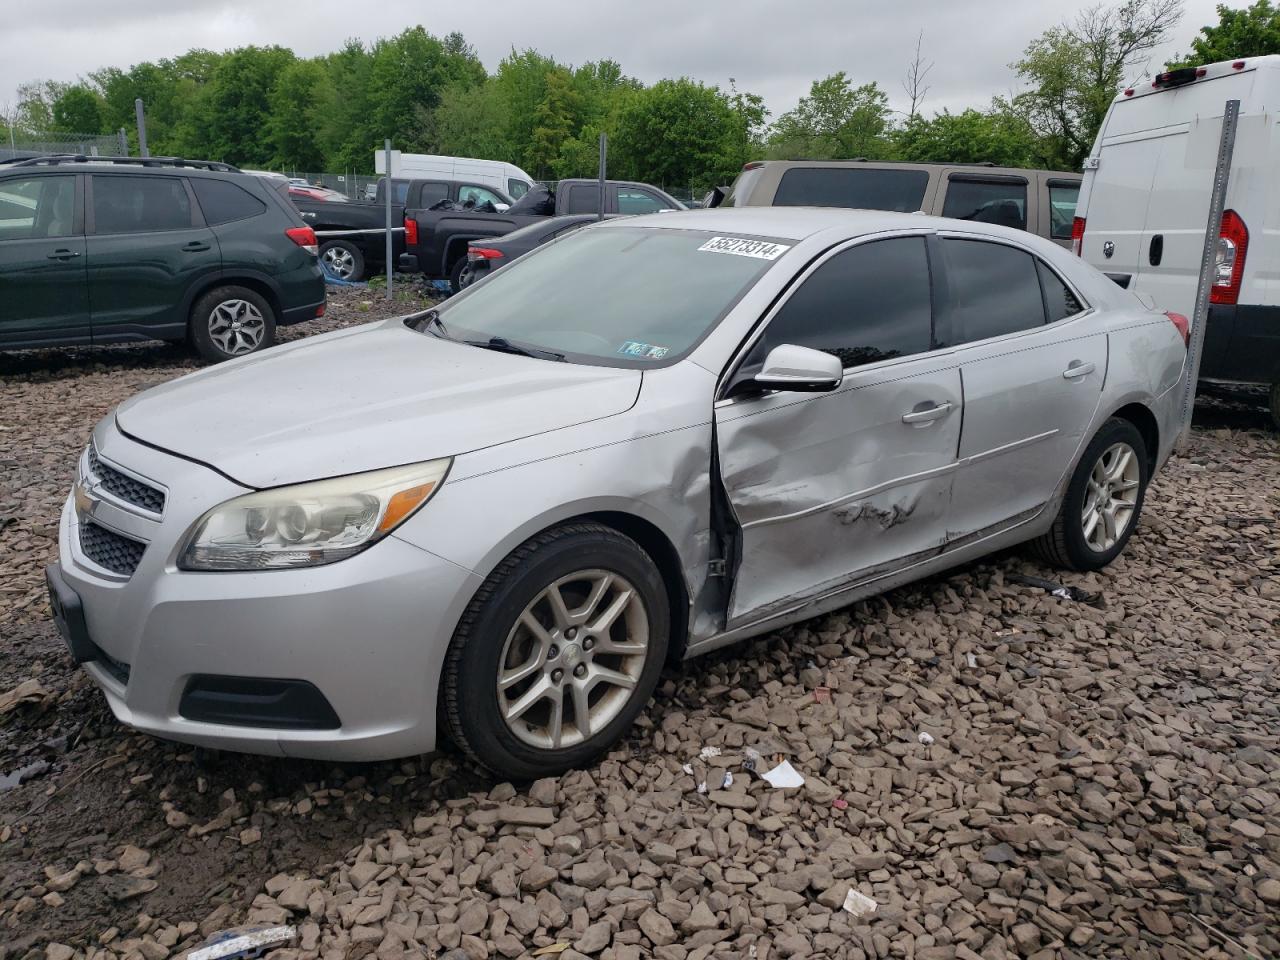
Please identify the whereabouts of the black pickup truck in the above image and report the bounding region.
[293,178,513,281]
[400,179,685,291]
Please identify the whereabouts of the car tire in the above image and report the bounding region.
[448,256,468,295]
[189,286,277,363]
[441,523,670,781]
[1269,381,1280,431]
[1031,417,1149,572]
[319,240,366,282]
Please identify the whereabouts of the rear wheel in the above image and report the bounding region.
[1031,417,1149,571]
[319,240,365,281]
[189,286,276,363]
[448,256,468,295]
[441,523,669,780]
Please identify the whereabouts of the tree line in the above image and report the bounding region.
[4,1,1278,191]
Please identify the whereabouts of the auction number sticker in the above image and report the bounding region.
[697,236,791,260]
[618,340,670,359]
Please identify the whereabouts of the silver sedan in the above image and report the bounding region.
[48,208,1188,779]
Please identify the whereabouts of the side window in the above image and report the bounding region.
[93,176,192,234]
[942,178,1028,231]
[417,182,449,206]
[564,185,599,215]
[191,178,266,225]
[458,185,503,207]
[943,239,1046,344]
[1038,260,1084,321]
[0,175,75,240]
[508,179,530,199]
[617,189,666,215]
[746,237,932,371]
[1047,182,1080,240]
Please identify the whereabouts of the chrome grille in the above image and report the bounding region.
[79,521,147,576]
[87,445,166,515]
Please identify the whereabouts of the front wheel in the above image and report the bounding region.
[189,286,276,363]
[1031,417,1149,571]
[441,523,669,780]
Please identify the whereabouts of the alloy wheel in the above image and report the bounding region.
[321,245,357,280]
[207,299,266,356]
[1081,441,1140,552]
[496,569,649,750]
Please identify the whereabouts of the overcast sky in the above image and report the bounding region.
[4,0,1226,121]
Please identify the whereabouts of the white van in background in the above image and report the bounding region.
[375,151,536,202]
[1073,55,1280,426]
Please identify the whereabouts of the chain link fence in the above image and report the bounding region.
[280,171,702,205]
[1,130,129,163]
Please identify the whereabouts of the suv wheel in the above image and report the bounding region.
[441,523,669,780]
[320,240,365,282]
[189,286,276,363]
[1031,417,1149,571]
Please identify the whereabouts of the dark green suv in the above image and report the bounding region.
[0,156,325,362]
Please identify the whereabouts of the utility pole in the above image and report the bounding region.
[134,99,149,158]
[384,139,394,300]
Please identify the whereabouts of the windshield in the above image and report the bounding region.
[432,226,789,366]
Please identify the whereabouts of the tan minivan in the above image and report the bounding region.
[715,160,1082,248]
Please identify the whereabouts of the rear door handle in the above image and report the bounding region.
[182,241,211,252]
[901,401,953,425]
[46,249,80,261]
[1063,361,1096,379]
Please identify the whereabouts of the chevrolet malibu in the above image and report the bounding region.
[48,208,1188,779]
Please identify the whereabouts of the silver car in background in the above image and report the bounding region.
[48,208,1188,779]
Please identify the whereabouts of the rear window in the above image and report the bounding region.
[565,185,600,215]
[942,178,1027,231]
[191,178,267,225]
[719,166,765,208]
[772,167,929,212]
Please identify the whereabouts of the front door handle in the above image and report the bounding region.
[901,401,953,425]
[182,241,211,252]
[1063,361,1096,380]
[47,249,80,261]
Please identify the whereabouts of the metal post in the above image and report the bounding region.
[1177,98,1240,449]
[597,133,607,221]
[384,139,393,300]
[118,128,127,156]
[134,99,149,158]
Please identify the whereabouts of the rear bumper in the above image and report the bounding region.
[1201,303,1280,385]
[398,253,420,272]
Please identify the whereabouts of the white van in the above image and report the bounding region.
[1074,55,1280,426]
[374,151,536,202]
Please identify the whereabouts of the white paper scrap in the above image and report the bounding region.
[699,746,722,760]
[842,889,878,918]
[761,759,805,789]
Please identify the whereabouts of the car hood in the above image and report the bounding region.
[115,319,642,488]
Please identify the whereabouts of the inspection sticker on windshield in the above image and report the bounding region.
[697,236,791,260]
[618,340,670,359]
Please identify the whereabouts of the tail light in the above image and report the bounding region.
[466,247,504,262]
[1210,210,1248,305]
[1070,217,1086,257]
[1165,311,1189,346]
[285,226,318,256]
[403,217,418,246]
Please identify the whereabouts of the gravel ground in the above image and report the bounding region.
[1,291,1278,960]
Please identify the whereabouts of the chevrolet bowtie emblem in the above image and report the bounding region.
[74,479,98,517]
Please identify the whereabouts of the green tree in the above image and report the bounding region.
[319,40,376,172]
[895,102,1040,167]
[15,80,67,132]
[766,74,892,159]
[52,85,105,134]
[1013,0,1184,169]
[195,46,295,164]
[365,27,485,150]
[613,78,737,191]
[724,80,769,172]
[1181,0,1280,62]
[268,60,334,170]
[527,70,582,178]
[427,81,515,164]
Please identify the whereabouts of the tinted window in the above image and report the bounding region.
[1048,182,1080,239]
[564,185,600,214]
[617,189,666,214]
[191,178,266,225]
[416,182,449,206]
[93,176,191,234]
[773,168,929,212]
[942,178,1028,231]
[0,175,75,240]
[1038,260,1084,321]
[747,237,932,370]
[944,239,1045,344]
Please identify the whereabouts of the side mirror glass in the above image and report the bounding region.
[753,344,843,393]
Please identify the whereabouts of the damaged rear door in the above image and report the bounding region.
[714,234,962,629]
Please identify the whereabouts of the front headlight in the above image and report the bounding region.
[179,458,451,571]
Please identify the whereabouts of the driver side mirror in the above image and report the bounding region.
[752,344,844,393]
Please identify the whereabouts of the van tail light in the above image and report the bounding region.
[1165,311,1189,346]
[285,226,318,256]
[1210,209,1248,305]
[466,247,504,262]
[1070,217,1086,257]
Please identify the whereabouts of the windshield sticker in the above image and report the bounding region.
[697,236,791,260]
[618,340,670,360]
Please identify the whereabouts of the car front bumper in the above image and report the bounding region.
[54,422,481,761]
